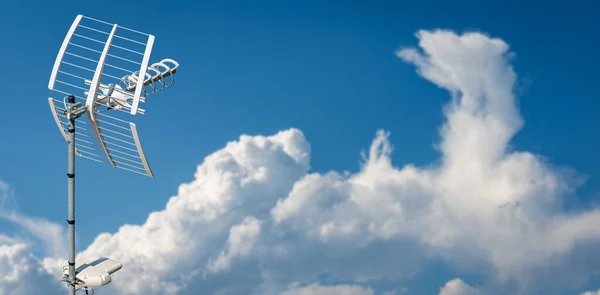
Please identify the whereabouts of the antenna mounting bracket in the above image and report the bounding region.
[65,101,87,120]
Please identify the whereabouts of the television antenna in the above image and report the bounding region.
[47,14,179,294]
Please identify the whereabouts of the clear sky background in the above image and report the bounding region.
[0,1,599,295]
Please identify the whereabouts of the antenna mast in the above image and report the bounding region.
[66,94,85,294]
[47,14,180,294]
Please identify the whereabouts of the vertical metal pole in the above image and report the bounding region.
[66,95,77,295]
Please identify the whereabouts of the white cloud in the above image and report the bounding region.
[0,180,15,212]
[439,278,480,295]
[206,215,262,273]
[270,30,600,292]
[3,29,600,295]
[0,182,67,295]
[280,283,374,295]
[57,129,312,295]
[0,236,62,295]
[0,183,66,266]
[0,211,66,258]
[581,290,600,295]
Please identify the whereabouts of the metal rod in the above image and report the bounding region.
[107,53,142,65]
[78,24,110,35]
[64,51,99,64]
[98,126,134,139]
[81,15,114,26]
[75,143,96,151]
[79,154,103,163]
[104,62,133,73]
[125,69,176,91]
[102,133,136,146]
[61,61,96,73]
[113,159,145,171]
[105,147,141,159]
[103,140,139,153]
[55,80,89,92]
[75,137,94,145]
[95,118,130,131]
[96,111,131,123]
[115,165,149,176]
[117,26,150,36]
[66,95,77,295]
[69,42,102,54]
[102,72,125,82]
[114,34,146,46]
[109,152,141,165]
[73,33,105,45]
[76,149,98,156]
[110,44,144,56]
[58,70,89,82]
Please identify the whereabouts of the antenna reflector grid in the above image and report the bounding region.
[47,14,158,177]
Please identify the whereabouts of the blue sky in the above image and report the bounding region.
[1,1,599,295]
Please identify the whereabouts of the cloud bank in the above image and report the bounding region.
[2,29,600,295]
[0,235,63,295]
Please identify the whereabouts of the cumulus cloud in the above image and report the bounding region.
[54,129,312,295]
[0,211,66,258]
[270,30,600,294]
[206,216,262,274]
[1,183,66,259]
[439,279,480,295]
[0,181,67,295]
[0,235,62,295]
[3,29,600,295]
[582,290,600,295]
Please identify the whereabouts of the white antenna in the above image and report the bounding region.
[47,14,179,294]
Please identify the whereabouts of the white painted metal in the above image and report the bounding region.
[87,110,116,168]
[130,35,154,115]
[47,14,179,178]
[130,122,154,177]
[48,98,73,145]
[49,15,83,90]
[62,258,123,287]
[85,24,117,108]
[48,97,107,163]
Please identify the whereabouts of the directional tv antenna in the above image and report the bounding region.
[47,15,179,294]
